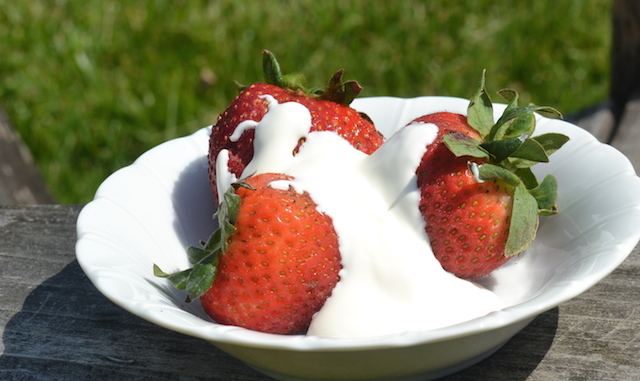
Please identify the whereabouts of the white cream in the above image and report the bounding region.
[216,96,503,339]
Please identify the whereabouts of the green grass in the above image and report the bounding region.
[0,0,611,204]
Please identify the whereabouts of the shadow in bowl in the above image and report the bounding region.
[170,152,218,250]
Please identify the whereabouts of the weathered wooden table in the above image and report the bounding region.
[0,204,638,380]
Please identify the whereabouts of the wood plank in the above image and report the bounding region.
[0,259,263,381]
[0,205,639,380]
[0,205,269,381]
[445,243,640,381]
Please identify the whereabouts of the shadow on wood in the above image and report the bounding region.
[0,260,266,381]
[0,259,559,381]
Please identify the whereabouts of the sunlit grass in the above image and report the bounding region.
[0,0,611,203]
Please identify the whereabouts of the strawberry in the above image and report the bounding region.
[155,172,341,334]
[208,50,384,202]
[412,72,569,279]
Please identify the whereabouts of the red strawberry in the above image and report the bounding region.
[412,72,569,279]
[155,172,341,334]
[415,113,515,279]
[208,50,384,202]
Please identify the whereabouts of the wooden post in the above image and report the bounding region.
[607,0,640,171]
[610,0,640,127]
[0,108,55,204]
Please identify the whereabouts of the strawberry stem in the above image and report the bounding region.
[261,50,362,105]
[451,71,571,256]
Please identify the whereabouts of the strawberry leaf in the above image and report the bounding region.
[187,245,211,265]
[217,189,241,251]
[442,131,489,159]
[490,106,532,141]
[319,69,363,105]
[498,89,537,141]
[153,265,190,290]
[185,253,220,302]
[474,163,521,186]
[529,174,559,215]
[507,157,535,169]
[505,183,539,257]
[503,112,536,139]
[203,229,223,252]
[514,167,539,189]
[489,103,560,142]
[511,138,549,163]
[262,50,284,87]
[497,88,518,106]
[259,50,367,105]
[260,50,312,93]
[532,133,570,155]
[342,80,363,105]
[534,106,563,119]
[481,137,524,162]
[508,134,569,169]
[281,73,308,91]
[467,69,494,137]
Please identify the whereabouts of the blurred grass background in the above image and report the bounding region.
[0,0,611,204]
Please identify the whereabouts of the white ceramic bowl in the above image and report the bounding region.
[76,96,640,381]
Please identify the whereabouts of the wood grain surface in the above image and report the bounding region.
[0,205,638,381]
